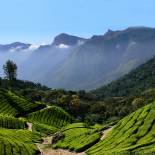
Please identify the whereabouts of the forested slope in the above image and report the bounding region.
[93,56,155,98]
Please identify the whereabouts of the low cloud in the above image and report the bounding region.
[57,44,70,49]
[28,44,40,51]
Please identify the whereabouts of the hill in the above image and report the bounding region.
[27,106,72,128]
[0,128,41,155]
[0,89,45,116]
[93,56,155,98]
[0,88,75,154]
[87,101,155,154]
[53,123,104,152]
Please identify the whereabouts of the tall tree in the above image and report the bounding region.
[3,60,17,81]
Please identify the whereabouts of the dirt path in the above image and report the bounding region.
[37,136,86,155]
[26,122,33,131]
[36,126,113,154]
[100,127,113,140]
[37,146,85,155]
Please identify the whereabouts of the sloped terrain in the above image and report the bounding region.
[2,27,155,90]
[87,101,155,155]
[0,90,45,117]
[45,27,155,90]
[0,90,17,116]
[0,128,41,155]
[27,106,72,128]
[53,123,103,152]
[0,115,26,129]
[93,56,155,98]
[32,123,58,135]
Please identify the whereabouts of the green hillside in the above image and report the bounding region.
[53,123,103,152]
[0,89,45,117]
[27,106,72,128]
[0,128,41,155]
[93,56,155,98]
[0,115,26,129]
[87,101,155,155]
[1,58,155,154]
[32,123,58,135]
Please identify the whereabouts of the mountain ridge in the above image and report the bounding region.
[1,27,155,90]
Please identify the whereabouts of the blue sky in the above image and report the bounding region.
[0,0,155,44]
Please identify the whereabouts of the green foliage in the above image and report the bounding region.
[87,101,155,155]
[0,128,41,155]
[0,115,26,129]
[0,90,45,117]
[7,91,45,115]
[27,106,72,128]
[53,123,102,152]
[32,123,58,135]
[3,60,17,81]
[0,90,17,116]
[93,56,155,98]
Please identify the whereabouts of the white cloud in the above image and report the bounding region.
[9,46,22,52]
[57,44,70,49]
[28,44,40,51]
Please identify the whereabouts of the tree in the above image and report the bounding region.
[3,60,17,81]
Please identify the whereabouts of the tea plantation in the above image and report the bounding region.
[0,128,41,155]
[0,90,45,117]
[32,123,58,135]
[87,101,155,155]
[27,106,72,128]
[0,115,26,129]
[53,123,103,152]
[1,87,155,154]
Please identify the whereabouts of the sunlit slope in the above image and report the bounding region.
[27,106,72,128]
[87,102,155,155]
[0,90,45,116]
[0,128,41,155]
[53,123,103,152]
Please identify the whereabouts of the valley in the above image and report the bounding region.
[1,27,155,90]
[1,23,155,155]
[0,0,154,154]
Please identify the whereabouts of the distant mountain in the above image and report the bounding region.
[5,34,86,83]
[0,42,31,52]
[93,56,155,98]
[52,33,86,46]
[1,27,155,90]
[43,27,155,90]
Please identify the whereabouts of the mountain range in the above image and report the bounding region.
[1,27,155,90]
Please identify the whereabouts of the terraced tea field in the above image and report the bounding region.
[0,128,41,155]
[53,123,103,152]
[32,123,58,135]
[0,115,26,129]
[27,106,72,128]
[1,89,155,155]
[0,90,17,116]
[87,101,155,155]
[7,91,45,115]
[0,90,45,117]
